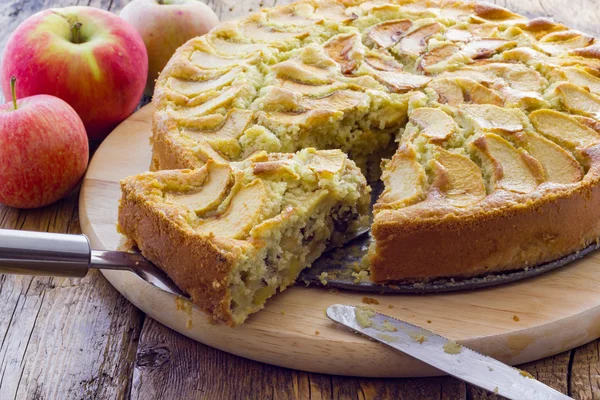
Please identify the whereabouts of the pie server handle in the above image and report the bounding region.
[0,229,146,278]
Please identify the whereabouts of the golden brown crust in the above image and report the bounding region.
[371,146,600,282]
[118,175,238,326]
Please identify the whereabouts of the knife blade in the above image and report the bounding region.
[326,304,572,400]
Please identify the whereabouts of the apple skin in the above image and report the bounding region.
[0,94,89,209]
[0,6,148,140]
[119,0,219,95]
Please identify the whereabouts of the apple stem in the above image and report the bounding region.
[10,76,17,111]
[71,22,82,44]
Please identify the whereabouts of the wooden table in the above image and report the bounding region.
[1,0,600,398]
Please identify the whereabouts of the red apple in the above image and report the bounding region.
[0,6,148,140]
[0,77,89,209]
[119,0,219,95]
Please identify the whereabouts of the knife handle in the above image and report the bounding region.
[0,229,90,278]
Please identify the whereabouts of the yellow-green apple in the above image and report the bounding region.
[0,77,89,209]
[119,0,219,95]
[0,6,148,140]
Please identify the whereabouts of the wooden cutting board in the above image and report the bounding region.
[79,104,600,377]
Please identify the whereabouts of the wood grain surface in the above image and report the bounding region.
[1,0,600,398]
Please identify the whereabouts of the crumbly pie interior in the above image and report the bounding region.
[120,0,600,324]
[119,149,369,325]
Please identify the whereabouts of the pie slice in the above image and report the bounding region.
[118,149,370,325]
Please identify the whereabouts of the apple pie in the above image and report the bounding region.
[121,0,600,323]
[118,149,369,325]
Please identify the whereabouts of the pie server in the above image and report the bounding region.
[0,228,186,297]
[327,304,572,400]
[0,227,368,297]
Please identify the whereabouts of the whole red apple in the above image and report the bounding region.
[1,6,148,140]
[0,78,89,209]
[120,0,219,95]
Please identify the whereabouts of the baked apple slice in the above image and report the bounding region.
[366,19,413,48]
[530,109,600,151]
[376,145,426,209]
[429,147,486,207]
[470,133,544,194]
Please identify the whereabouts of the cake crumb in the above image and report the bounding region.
[352,270,369,283]
[519,369,534,379]
[362,296,380,305]
[376,333,398,343]
[493,387,499,394]
[443,340,462,355]
[426,320,432,324]
[382,320,398,332]
[319,272,329,285]
[315,330,320,336]
[281,310,286,315]
[513,315,520,322]
[488,366,494,371]
[328,288,340,295]
[412,334,426,344]
[355,306,376,328]
[388,305,394,309]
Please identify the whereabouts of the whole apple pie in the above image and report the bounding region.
[120,0,600,324]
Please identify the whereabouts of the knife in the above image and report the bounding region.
[326,304,572,400]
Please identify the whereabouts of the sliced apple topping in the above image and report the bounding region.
[570,44,600,59]
[518,131,583,184]
[364,51,404,72]
[419,43,460,72]
[459,104,524,133]
[473,2,523,21]
[241,17,309,43]
[168,67,241,98]
[429,148,486,207]
[395,22,443,55]
[409,107,455,142]
[555,82,600,118]
[302,90,368,112]
[166,162,233,215]
[207,35,269,56]
[178,86,243,118]
[277,79,344,96]
[373,71,431,93]
[266,4,322,26]
[377,145,426,208]
[471,133,544,194]
[445,28,473,42]
[314,0,355,23]
[461,39,517,59]
[530,109,600,151]
[183,109,253,159]
[562,67,600,95]
[190,51,241,69]
[323,33,363,74]
[195,180,268,239]
[366,19,413,48]
[537,30,595,56]
[271,58,336,85]
[307,149,347,176]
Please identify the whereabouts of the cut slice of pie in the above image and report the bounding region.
[118,149,370,325]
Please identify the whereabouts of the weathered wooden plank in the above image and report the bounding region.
[0,2,147,400]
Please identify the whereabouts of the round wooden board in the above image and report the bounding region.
[80,105,600,378]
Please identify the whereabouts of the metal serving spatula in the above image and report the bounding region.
[327,305,572,400]
[0,229,185,297]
